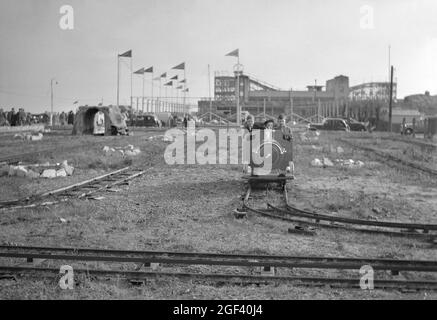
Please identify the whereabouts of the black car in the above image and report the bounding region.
[309,118,350,131]
[134,114,160,127]
[344,118,367,131]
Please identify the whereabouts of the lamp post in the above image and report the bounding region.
[50,78,58,126]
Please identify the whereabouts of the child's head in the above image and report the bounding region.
[264,119,274,129]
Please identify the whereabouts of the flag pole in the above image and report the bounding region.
[151,71,154,113]
[142,72,145,113]
[117,54,119,108]
[130,56,134,112]
[184,67,186,114]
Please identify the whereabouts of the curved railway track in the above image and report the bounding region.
[0,167,146,210]
[242,185,437,239]
[1,245,436,290]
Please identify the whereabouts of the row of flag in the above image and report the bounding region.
[117,48,240,103]
[119,50,189,93]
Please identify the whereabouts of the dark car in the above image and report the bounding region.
[135,114,160,127]
[344,118,367,131]
[308,118,350,131]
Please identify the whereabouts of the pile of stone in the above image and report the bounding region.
[13,132,44,141]
[147,134,177,142]
[311,157,364,168]
[0,160,75,179]
[335,159,365,168]
[103,144,141,156]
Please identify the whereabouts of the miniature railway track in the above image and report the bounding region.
[339,138,437,176]
[1,245,437,290]
[242,185,437,239]
[0,167,146,210]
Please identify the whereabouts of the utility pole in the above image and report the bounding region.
[388,65,394,132]
[50,78,57,126]
[208,64,212,122]
[289,88,293,123]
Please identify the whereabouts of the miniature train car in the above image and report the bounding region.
[243,125,294,187]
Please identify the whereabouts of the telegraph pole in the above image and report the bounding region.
[289,88,293,123]
[388,65,394,132]
[50,78,57,126]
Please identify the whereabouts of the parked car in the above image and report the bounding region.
[135,114,160,127]
[308,118,350,131]
[401,121,425,135]
[343,118,367,131]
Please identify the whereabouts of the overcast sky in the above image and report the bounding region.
[1,0,436,113]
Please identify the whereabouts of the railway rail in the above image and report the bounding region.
[1,245,437,290]
[242,185,437,239]
[0,167,146,210]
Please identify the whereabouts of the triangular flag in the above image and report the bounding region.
[172,62,185,70]
[179,79,186,83]
[225,49,239,57]
[176,85,183,89]
[119,50,132,57]
[144,66,154,73]
[160,72,167,78]
[164,81,173,86]
[133,68,145,74]
[183,88,189,92]
[170,75,178,80]
[73,101,78,104]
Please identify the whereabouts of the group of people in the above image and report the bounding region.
[0,108,30,126]
[243,114,293,141]
[0,108,76,126]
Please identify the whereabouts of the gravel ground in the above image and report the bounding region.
[0,129,436,299]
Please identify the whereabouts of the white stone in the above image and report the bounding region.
[15,166,28,177]
[41,169,57,178]
[311,158,323,167]
[323,157,334,167]
[337,146,344,153]
[56,169,67,177]
[30,133,43,141]
[103,146,110,152]
[61,160,74,176]
[355,160,365,168]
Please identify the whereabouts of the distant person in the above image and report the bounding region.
[278,114,293,142]
[60,111,67,125]
[67,110,75,125]
[18,108,26,126]
[264,119,274,141]
[244,115,254,133]
[0,108,8,126]
[9,108,16,126]
[26,112,32,125]
[93,110,105,135]
[183,116,188,128]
